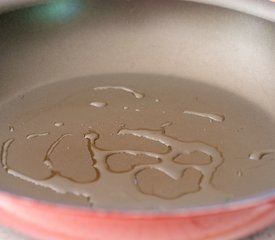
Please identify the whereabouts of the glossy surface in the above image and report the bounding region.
[1,75,275,209]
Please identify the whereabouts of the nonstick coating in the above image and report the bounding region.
[0,1,275,240]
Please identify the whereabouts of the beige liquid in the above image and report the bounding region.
[0,74,275,209]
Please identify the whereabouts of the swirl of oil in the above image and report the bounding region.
[1,125,224,205]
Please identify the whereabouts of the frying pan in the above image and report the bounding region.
[0,0,275,239]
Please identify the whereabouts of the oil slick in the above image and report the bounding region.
[1,124,223,205]
[94,86,144,99]
[183,110,225,123]
[0,81,239,208]
[1,138,15,171]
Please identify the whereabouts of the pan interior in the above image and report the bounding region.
[0,0,275,209]
[0,74,275,209]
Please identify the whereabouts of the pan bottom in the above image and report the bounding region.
[0,73,274,209]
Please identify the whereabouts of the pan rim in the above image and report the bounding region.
[0,186,275,216]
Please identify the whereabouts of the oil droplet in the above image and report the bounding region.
[26,132,49,140]
[44,160,52,169]
[89,102,107,108]
[135,109,140,112]
[9,126,14,132]
[43,134,72,169]
[236,170,243,177]
[119,123,126,128]
[54,122,64,127]
[183,110,225,123]
[155,99,160,103]
[161,121,172,128]
[123,106,129,110]
[94,86,144,99]
[1,138,15,171]
[249,149,275,161]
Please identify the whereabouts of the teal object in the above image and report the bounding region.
[25,0,84,24]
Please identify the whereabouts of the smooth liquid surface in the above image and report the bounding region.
[0,74,275,209]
